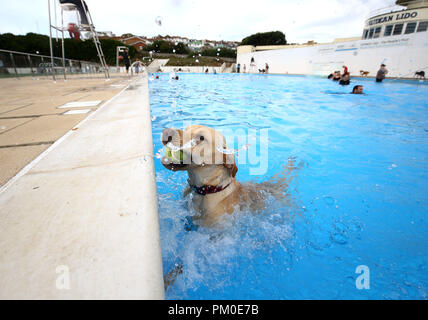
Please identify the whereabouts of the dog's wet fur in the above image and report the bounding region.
[161,125,299,289]
[161,125,297,227]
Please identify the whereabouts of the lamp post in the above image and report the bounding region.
[116,46,127,72]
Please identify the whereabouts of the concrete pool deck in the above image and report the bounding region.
[0,73,164,299]
[0,75,137,186]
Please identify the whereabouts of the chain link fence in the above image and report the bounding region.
[0,49,114,79]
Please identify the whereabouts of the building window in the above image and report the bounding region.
[393,23,404,35]
[384,24,393,36]
[373,26,382,38]
[368,28,374,39]
[417,20,428,32]
[363,29,368,39]
[405,22,417,34]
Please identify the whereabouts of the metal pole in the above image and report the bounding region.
[54,0,58,41]
[10,52,19,79]
[27,54,34,76]
[48,0,56,81]
[116,47,119,72]
[61,7,66,80]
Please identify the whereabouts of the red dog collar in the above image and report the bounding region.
[190,182,231,196]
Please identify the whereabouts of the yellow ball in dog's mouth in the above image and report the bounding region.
[165,147,186,162]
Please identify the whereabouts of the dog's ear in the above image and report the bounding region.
[223,153,238,178]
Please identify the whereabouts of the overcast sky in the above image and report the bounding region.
[0,0,399,43]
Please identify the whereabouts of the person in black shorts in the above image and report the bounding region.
[376,64,388,82]
[122,48,131,75]
[339,74,350,85]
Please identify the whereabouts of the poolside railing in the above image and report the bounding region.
[0,48,117,79]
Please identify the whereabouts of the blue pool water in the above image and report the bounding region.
[149,73,428,300]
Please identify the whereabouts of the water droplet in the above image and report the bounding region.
[172,49,176,53]
[151,116,157,121]
[217,48,221,51]
[195,59,199,63]
[155,16,162,26]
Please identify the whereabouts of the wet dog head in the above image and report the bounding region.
[161,125,237,177]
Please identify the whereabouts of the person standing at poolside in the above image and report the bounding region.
[122,48,131,75]
[265,63,269,74]
[342,65,349,77]
[237,63,241,73]
[134,58,142,74]
[250,57,256,73]
[243,64,246,73]
[376,64,388,82]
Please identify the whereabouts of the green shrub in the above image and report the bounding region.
[241,31,286,46]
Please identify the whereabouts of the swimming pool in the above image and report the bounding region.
[149,73,428,300]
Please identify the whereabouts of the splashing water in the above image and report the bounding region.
[216,144,251,155]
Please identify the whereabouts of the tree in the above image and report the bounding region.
[240,31,286,46]
[145,40,190,55]
[173,42,189,54]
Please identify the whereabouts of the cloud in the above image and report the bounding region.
[0,0,400,43]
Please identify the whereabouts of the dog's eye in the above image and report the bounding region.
[199,136,204,141]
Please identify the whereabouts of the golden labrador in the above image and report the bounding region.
[161,125,295,227]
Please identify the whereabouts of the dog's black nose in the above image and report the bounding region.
[161,128,178,145]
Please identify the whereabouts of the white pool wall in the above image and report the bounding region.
[237,32,428,78]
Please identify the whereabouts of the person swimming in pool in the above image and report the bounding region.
[332,71,341,81]
[351,85,363,94]
[339,74,351,85]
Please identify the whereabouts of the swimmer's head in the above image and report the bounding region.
[328,74,334,79]
[352,85,363,94]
